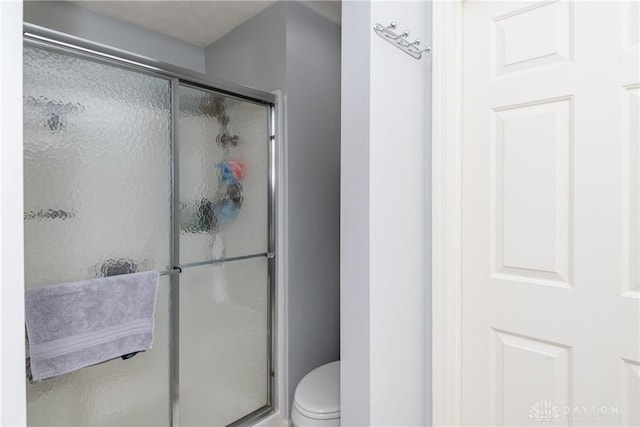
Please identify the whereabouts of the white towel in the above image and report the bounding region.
[25,271,159,381]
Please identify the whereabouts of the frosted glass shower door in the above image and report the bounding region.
[178,85,272,425]
[179,85,270,263]
[23,45,172,426]
[23,38,274,427]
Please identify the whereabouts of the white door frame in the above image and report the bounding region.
[431,1,464,426]
[0,1,26,425]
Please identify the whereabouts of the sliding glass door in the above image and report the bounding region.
[23,39,274,427]
[178,85,272,425]
[23,44,173,426]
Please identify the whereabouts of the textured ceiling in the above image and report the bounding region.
[72,0,341,48]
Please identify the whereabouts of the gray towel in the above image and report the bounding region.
[25,271,159,381]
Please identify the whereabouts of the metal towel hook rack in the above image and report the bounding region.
[373,21,431,60]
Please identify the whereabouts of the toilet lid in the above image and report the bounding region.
[293,361,340,419]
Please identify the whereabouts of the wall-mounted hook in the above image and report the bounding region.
[373,21,431,60]
[393,30,410,40]
[406,38,431,57]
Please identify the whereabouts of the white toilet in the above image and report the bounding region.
[291,361,340,427]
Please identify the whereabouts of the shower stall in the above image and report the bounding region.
[22,25,276,427]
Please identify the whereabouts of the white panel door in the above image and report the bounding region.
[462,1,640,425]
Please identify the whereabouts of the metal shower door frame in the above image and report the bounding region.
[23,23,278,427]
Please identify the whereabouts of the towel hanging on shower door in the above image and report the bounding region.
[24,271,159,381]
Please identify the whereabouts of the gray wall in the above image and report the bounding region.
[204,2,286,93]
[283,1,341,411]
[205,2,341,411]
[24,1,206,73]
[341,1,431,424]
[340,2,371,425]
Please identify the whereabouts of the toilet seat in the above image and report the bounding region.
[292,361,340,423]
[293,400,340,421]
